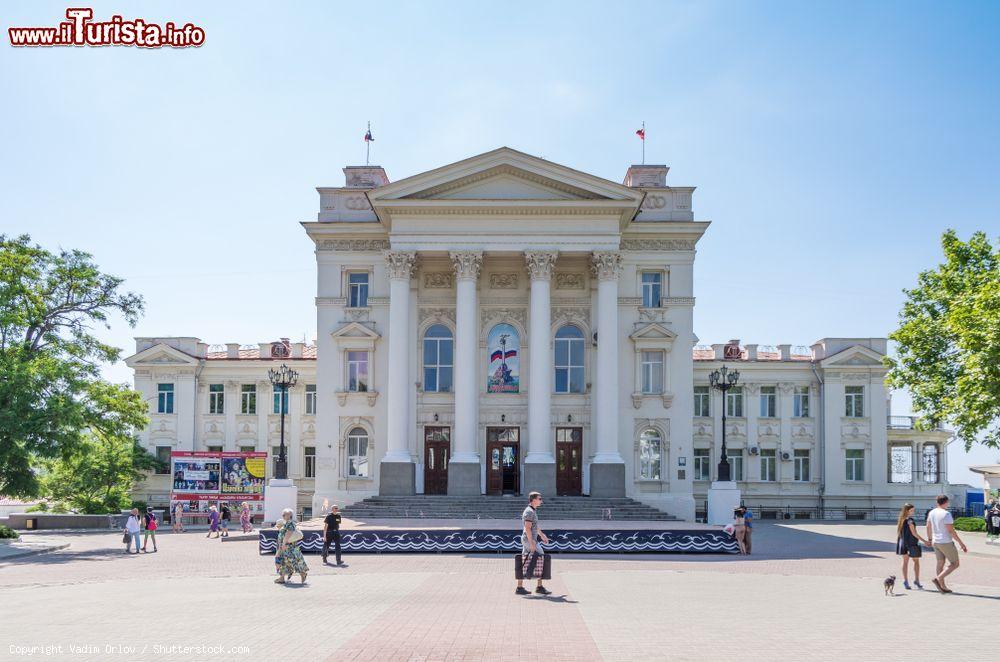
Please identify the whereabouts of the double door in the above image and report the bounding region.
[486,427,520,495]
[423,426,450,495]
[555,427,583,496]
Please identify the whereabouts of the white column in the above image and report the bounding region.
[450,251,483,464]
[383,251,417,462]
[591,252,625,464]
[525,251,558,464]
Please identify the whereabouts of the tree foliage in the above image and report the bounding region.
[887,230,1000,450]
[0,235,147,497]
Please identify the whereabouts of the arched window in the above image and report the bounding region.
[423,324,454,392]
[347,427,369,478]
[554,325,585,394]
[639,429,662,480]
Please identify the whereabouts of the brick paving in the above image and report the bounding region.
[0,523,993,661]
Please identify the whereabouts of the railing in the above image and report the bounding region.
[698,504,970,523]
[887,416,945,431]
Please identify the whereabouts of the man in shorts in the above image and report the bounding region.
[516,492,550,596]
[926,494,967,593]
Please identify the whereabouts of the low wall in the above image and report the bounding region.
[6,513,117,530]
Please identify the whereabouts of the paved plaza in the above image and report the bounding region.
[1,522,995,661]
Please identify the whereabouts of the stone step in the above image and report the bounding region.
[341,494,677,521]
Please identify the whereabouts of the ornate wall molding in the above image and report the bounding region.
[384,251,417,280]
[634,417,670,441]
[450,251,483,281]
[621,239,696,251]
[480,307,527,332]
[423,272,454,289]
[489,273,519,289]
[524,251,559,282]
[316,296,348,306]
[552,307,590,330]
[555,272,586,290]
[318,239,389,252]
[419,307,457,327]
[591,252,623,281]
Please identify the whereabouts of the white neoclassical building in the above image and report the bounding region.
[127,148,951,520]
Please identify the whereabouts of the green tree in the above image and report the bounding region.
[887,230,1000,450]
[0,235,147,497]
[40,434,161,513]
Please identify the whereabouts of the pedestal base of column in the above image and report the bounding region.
[447,461,481,495]
[707,481,741,526]
[523,462,556,497]
[589,463,626,497]
[379,461,415,496]
[264,478,298,525]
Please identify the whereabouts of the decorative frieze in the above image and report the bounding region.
[552,307,590,330]
[450,251,483,281]
[318,239,389,252]
[480,308,527,332]
[419,307,456,326]
[555,272,585,290]
[489,273,519,289]
[591,252,623,281]
[620,239,697,251]
[524,251,558,281]
[423,272,454,289]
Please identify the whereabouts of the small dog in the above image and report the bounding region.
[883,575,896,596]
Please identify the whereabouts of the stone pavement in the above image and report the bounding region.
[0,523,993,662]
[0,534,68,560]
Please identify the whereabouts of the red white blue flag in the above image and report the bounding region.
[635,127,645,140]
[364,128,374,142]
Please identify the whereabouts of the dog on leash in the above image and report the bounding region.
[884,575,896,596]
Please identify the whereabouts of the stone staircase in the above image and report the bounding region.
[341,495,678,521]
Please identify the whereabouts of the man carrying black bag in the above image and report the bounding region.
[516,492,551,595]
[322,504,342,565]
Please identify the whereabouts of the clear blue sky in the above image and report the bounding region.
[2,1,998,484]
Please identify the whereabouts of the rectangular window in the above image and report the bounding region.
[726,448,744,481]
[347,351,370,392]
[641,350,664,394]
[207,445,223,453]
[641,271,663,308]
[845,385,865,418]
[760,449,777,482]
[890,445,913,484]
[922,444,940,483]
[241,384,257,414]
[845,449,865,481]
[154,446,171,474]
[272,387,288,414]
[304,446,316,478]
[348,272,369,308]
[793,386,810,418]
[239,445,256,454]
[305,384,317,415]
[694,386,711,417]
[209,383,225,415]
[693,448,711,481]
[157,383,174,414]
[793,449,810,482]
[759,386,777,418]
[726,387,744,418]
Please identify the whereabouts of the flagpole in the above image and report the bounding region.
[642,121,645,165]
[366,121,371,166]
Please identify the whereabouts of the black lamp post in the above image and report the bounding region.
[709,364,740,483]
[268,363,298,480]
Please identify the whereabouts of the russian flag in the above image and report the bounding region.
[504,349,517,359]
[490,349,503,362]
[364,129,374,142]
[635,128,645,140]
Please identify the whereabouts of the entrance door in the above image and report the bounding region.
[486,427,520,495]
[555,427,583,496]
[423,426,450,495]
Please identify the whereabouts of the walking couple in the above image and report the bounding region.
[895,495,967,593]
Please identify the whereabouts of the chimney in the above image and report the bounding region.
[291,342,305,359]
[623,164,669,187]
[343,166,389,188]
[226,343,240,359]
[745,344,759,361]
[778,344,791,361]
[711,344,726,360]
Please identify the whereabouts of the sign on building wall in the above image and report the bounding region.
[487,323,519,393]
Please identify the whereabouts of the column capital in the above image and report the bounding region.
[524,251,559,281]
[450,251,483,281]
[591,251,623,281]
[384,251,417,280]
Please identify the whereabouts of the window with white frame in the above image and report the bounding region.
[154,446,171,474]
[157,383,174,414]
[209,384,225,414]
[241,384,256,414]
[845,385,865,418]
[845,449,865,481]
[639,429,662,480]
[693,448,711,481]
[423,325,454,393]
[793,386,810,417]
[759,386,777,418]
[305,384,317,415]
[347,351,370,392]
[347,427,369,478]
[272,387,288,414]
[554,325,585,394]
[726,387,744,417]
[760,449,777,482]
[922,444,939,483]
[348,272,369,308]
[304,446,316,478]
[890,445,912,484]
[641,350,664,394]
[726,447,744,481]
[641,271,663,308]
[694,386,711,417]
[793,449,810,481]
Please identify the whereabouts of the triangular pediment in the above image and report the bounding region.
[330,322,381,340]
[404,166,604,201]
[124,344,199,367]
[821,345,885,368]
[630,323,678,342]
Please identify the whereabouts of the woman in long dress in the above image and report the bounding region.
[274,508,309,584]
[240,502,253,533]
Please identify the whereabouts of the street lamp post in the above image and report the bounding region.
[268,363,298,481]
[709,364,740,483]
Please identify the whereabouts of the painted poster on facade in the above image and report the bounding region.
[170,452,221,494]
[487,323,519,393]
[221,452,266,496]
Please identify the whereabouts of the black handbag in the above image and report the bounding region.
[514,554,552,580]
[122,531,130,544]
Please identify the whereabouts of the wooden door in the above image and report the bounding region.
[423,426,450,495]
[555,427,583,496]
[486,427,520,495]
